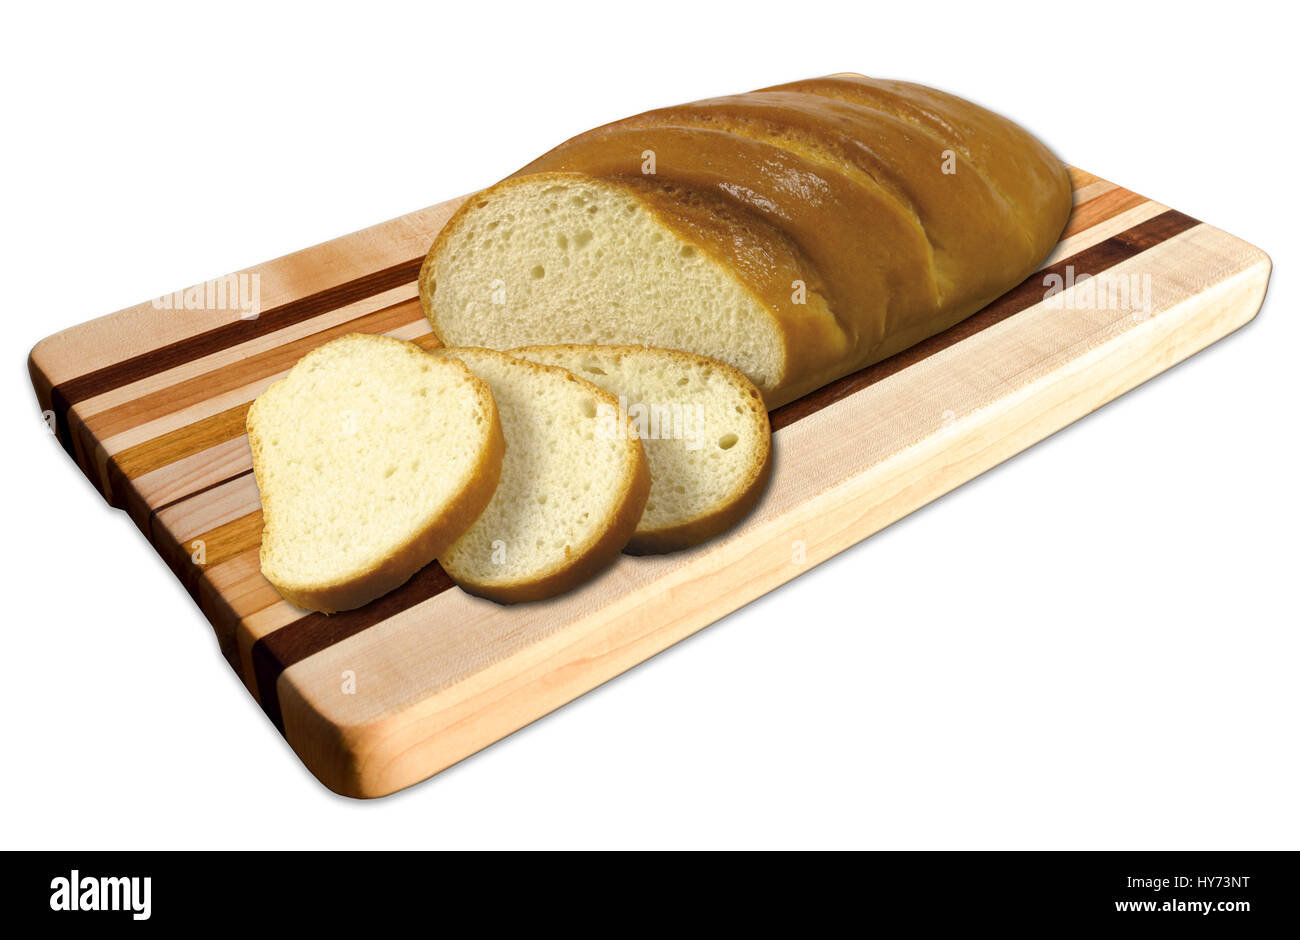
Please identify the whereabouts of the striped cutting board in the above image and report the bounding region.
[28,168,1271,797]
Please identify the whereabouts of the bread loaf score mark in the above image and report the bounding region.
[249,206,1201,730]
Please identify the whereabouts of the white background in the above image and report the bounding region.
[3,1,1295,849]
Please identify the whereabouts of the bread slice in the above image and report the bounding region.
[512,345,771,554]
[429,347,649,603]
[247,334,504,613]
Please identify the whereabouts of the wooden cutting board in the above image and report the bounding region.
[28,168,1271,797]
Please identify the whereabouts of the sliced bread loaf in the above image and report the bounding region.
[429,347,650,603]
[418,75,1071,409]
[248,334,504,613]
[512,345,771,554]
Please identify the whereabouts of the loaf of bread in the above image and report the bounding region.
[419,74,1071,407]
[248,334,504,612]
[512,345,771,554]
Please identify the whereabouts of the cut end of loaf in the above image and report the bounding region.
[420,174,787,399]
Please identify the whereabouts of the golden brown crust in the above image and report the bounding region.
[428,348,651,604]
[249,336,505,614]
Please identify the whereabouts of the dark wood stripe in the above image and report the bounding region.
[28,356,79,463]
[771,209,1200,430]
[253,563,457,732]
[249,208,1200,730]
[151,467,253,517]
[50,257,425,420]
